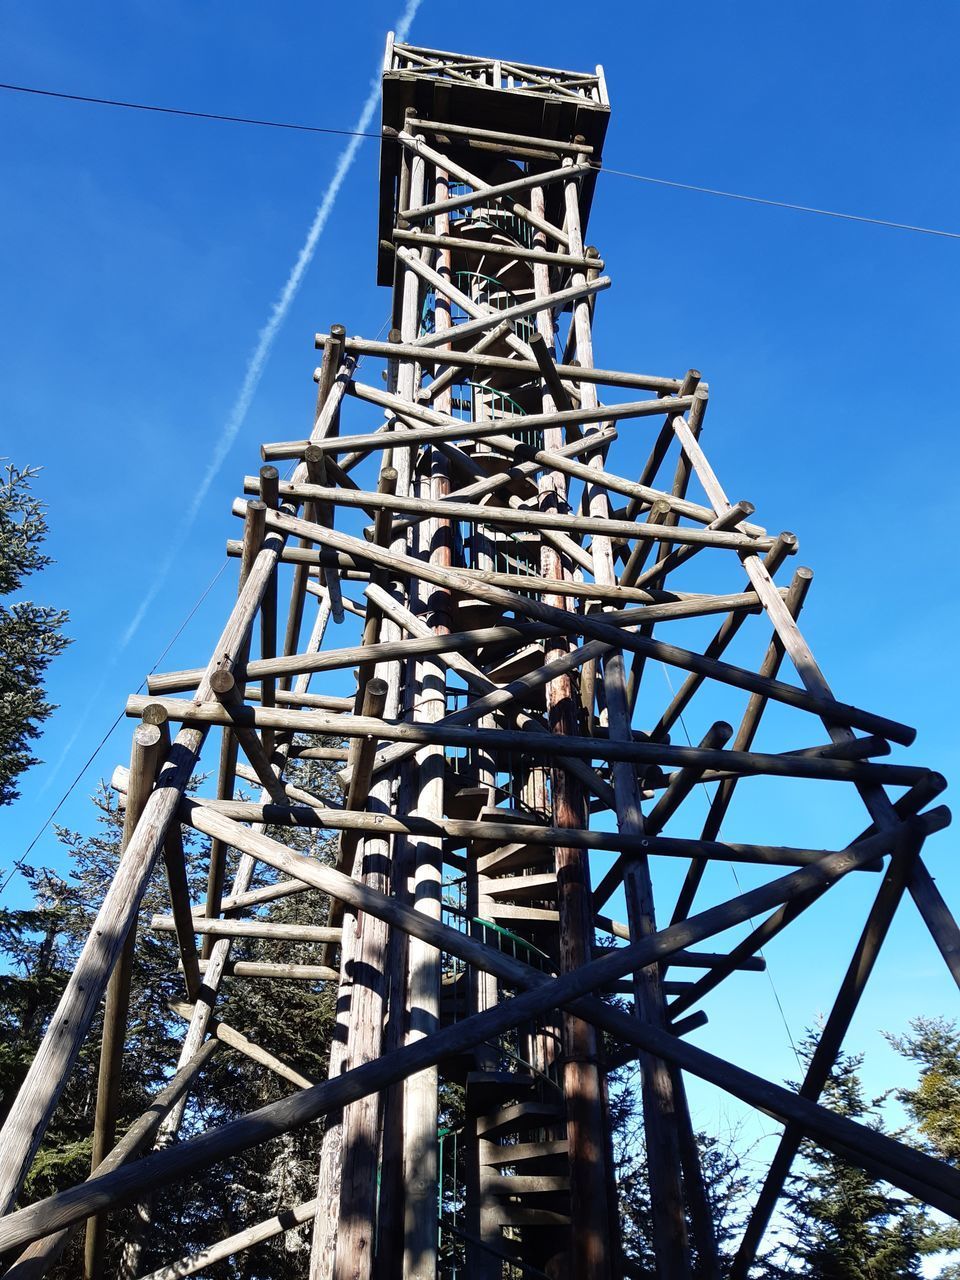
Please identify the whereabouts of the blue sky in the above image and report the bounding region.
[2,0,959,1192]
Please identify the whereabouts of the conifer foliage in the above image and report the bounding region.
[779,1034,939,1279]
[0,752,342,1278]
[0,461,69,805]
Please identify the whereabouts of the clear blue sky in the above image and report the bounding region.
[1,0,958,1182]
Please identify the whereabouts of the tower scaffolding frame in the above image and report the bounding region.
[0,34,957,1280]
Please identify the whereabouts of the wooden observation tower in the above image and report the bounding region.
[1,35,958,1280]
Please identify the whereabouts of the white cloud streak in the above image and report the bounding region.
[40,2,423,792]
[120,0,422,652]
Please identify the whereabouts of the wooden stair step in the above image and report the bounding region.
[477,840,554,875]
[473,806,547,856]
[491,1205,572,1228]
[482,1138,569,1166]
[484,1174,570,1197]
[466,1070,538,1110]
[445,784,489,820]
[477,1100,563,1140]
[485,643,545,685]
[482,903,560,926]
[477,805,543,825]
[485,873,558,903]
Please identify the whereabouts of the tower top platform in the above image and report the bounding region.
[376,37,611,283]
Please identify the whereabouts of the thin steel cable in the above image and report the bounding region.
[0,558,230,894]
[2,79,958,241]
[0,81,383,140]
[656,662,803,1071]
[1,311,393,897]
[601,166,960,240]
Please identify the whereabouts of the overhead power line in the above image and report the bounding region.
[0,558,230,896]
[601,166,960,240]
[0,80,382,140]
[2,79,959,241]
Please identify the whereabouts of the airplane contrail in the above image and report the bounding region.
[121,0,423,651]
[40,2,423,792]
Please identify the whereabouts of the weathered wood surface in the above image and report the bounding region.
[252,477,775,552]
[0,518,288,1214]
[259,391,693,460]
[127,694,927,786]
[2,1042,219,1280]
[0,809,950,1256]
[246,505,918,745]
[84,721,164,1278]
[5,64,957,1280]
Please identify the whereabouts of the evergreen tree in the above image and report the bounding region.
[778,1033,933,1279]
[886,1018,960,1277]
[0,743,343,1278]
[887,1018,960,1165]
[611,1068,781,1277]
[0,461,70,805]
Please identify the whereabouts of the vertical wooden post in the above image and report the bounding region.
[327,679,392,1280]
[532,179,615,1280]
[203,498,266,958]
[731,837,926,1276]
[562,156,692,1280]
[83,721,163,1280]
[0,514,284,1215]
[402,150,446,1280]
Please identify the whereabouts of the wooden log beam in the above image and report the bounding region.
[671,569,813,923]
[324,677,389,950]
[667,775,947,1020]
[347,622,724,788]
[447,428,768,537]
[127,694,929,788]
[134,1198,318,1280]
[211,878,314,913]
[280,328,349,679]
[315,331,682,393]
[260,392,692,462]
[378,430,617,560]
[400,115,595,155]
[393,129,572,247]
[256,466,281,752]
[529,180,615,1278]
[562,163,688,1276]
[203,498,266,958]
[253,478,775,554]
[397,244,606,352]
[210,670,287,804]
[135,541,340,1236]
[84,719,164,1277]
[250,506,918,745]
[731,836,929,1276]
[176,796,905,871]
[168,1002,319,1089]
[148,592,768,695]
[0,507,289,1214]
[665,391,959,1273]
[2,1042,219,1280]
[592,722,734,912]
[192,959,339,982]
[150,917,342,944]
[363,581,617,808]
[389,228,601,271]
[398,156,594,223]
[0,808,950,1256]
